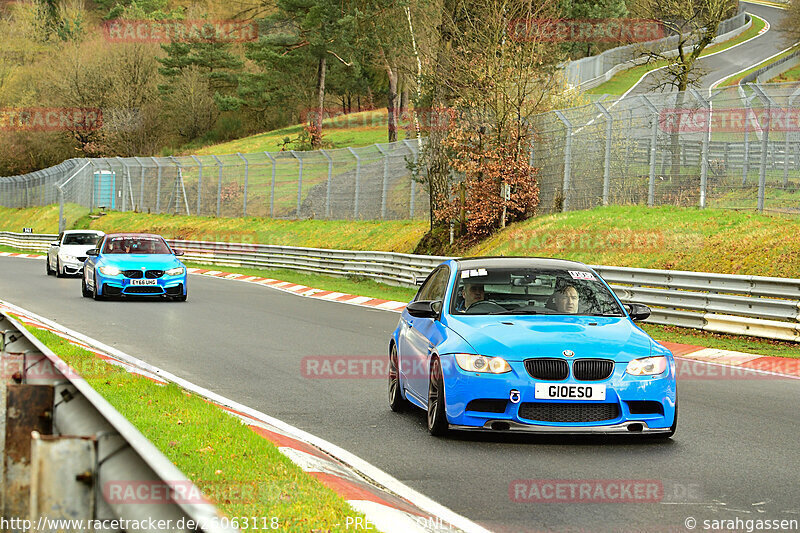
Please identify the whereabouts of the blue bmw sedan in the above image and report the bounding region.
[389,257,676,438]
[82,233,188,301]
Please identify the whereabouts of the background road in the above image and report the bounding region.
[2,257,799,533]
[631,2,790,94]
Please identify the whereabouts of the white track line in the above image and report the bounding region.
[0,298,492,533]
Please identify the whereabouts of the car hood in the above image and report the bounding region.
[58,245,96,256]
[100,254,183,269]
[444,315,653,362]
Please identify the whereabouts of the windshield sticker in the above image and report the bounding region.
[569,270,596,281]
[461,268,488,279]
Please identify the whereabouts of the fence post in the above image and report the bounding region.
[402,139,418,219]
[237,153,249,217]
[290,151,303,218]
[691,89,711,209]
[751,84,772,213]
[191,155,203,216]
[150,157,162,213]
[375,143,390,219]
[115,157,129,212]
[348,147,361,218]
[641,95,659,207]
[320,149,333,219]
[554,110,573,212]
[211,155,223,217]
[595,102,612,206]
[740,88,753,185]
[264,151,276,217]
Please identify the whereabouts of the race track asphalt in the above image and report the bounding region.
[2,256,799,533]
[630,2,791,94]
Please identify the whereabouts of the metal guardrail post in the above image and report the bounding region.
[595,102,612,206]
[264,152,276,217]
[116,157,129,212]
[211,155,223,217]
[751,84,773,213]
[320,149,333,219]
[191,155,203,215]
[133,156,146,211]
[348,147,361,218]
[641,95,659,207]
[237,153,249,217]
[554,110,573,212]
[375,144,390,219]
[291,151,302,218]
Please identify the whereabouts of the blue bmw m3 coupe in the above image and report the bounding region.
[82,233,188,301]
[389,257,677,438]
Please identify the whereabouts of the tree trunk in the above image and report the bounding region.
[313,55,326,149]
[401,83,409,115]
[385,59,398,142]
[670,79,688,182]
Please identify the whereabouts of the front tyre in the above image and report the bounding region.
[55,259,64,278]
[389,344,411,412]
[427,357,449,436]
[92,274,105,301]
[46,257,53,276]
[81,275,91,298]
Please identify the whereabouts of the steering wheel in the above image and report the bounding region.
[465,300,506,314]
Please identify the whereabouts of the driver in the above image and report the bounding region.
[553,283,580,314]
[462,281,486,310]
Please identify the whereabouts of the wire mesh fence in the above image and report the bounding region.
[533,82,800,216]
[2,82,800,223]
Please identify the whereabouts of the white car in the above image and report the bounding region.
[47,230,105,277]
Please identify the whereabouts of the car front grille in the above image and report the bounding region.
[146,270,164,279]
[518,402,620,423]
[573,359,615,381]
[123,270,143,279]
[124,286,163,294]
[77,257,87,262]
[524,358,569,381]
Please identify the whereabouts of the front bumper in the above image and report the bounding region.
[440,355,676,432]
[61,260,86,275]
[97,274,187,297]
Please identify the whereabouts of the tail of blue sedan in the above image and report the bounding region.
[82,233,188,301]
[389,257,677,438]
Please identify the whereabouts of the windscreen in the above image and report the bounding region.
[102,236,172,255]
[451,267,624,316]
[63,233,102,246]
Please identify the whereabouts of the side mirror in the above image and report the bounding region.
[624,303,651,322]
[86,249,99,256]
[173,249,185,256]
[406,300,441,319]
[50,241,59,247]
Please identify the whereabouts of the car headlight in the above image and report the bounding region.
[454,354,512,374]
[98,266,121,276]
[61,254,78,262]
[165,266,185,276]
[626,356,668,376]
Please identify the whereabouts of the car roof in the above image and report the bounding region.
[453,256,592,271]
[63,229,104,234]
[103,233,165,239]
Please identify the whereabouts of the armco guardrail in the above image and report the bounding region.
[2,232,799,341]
[0,311,237,532]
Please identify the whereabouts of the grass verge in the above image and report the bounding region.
[19,324,370,532]
[587,15,767,95]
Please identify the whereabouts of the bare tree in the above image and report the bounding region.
[635,0,737,179]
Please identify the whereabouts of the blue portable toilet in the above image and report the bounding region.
[93,170,116,209]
